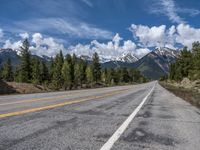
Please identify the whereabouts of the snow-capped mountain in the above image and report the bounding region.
[0,47,180,79]
[80,55,92,61]
[80,52,138,63]
[117,53,139,63]
[0,49,20,67]
[154,47,180,62]
[132,47,180,79]
[0,48,51,67]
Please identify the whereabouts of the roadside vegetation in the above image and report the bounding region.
[160,41,200,108]
[0,39,148,93]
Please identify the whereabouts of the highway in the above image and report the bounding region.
[0,82,200,150]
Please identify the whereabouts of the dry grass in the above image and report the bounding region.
[0,81,49,95]
[160,82,200,109]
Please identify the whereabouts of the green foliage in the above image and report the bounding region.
[62,58,73,90]
[40,61,49,83]
[9,41,147,90]
[19,39,32,82]
[86,65,93,84]
[74,59,87,87]
[92,52,101,83]
[169,42,200,81]
[51,51,64,90]
[31,58,41,85]
[1,58,13,81]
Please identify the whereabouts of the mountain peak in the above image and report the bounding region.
[154,47,180,59]
[117,53,139,63]
[0,48,15,53]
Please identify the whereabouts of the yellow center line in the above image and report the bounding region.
[0,89,124,106]
[0,89,129,119]
[0,95,70,106]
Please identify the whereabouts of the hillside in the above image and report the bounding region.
[133,47,180,79]
[0,80,48,94]
[0,49,20,67]
[102,47,180,79]
[0,47,179,79]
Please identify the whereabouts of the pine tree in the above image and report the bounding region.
[128,68,137,83]
[74,62,81,87]
[52,51,64,89]
[101,68,108,84]
[71,53,77,84]
[79,59,87,86]
[86,65,93,84]
[74,59,87,87]
[14,65,21,82]
[1,58,13,81]
[40,61,49,84]
[192,42,200,79]
[169,63,176,80]
[110,68,117,85]
[92,52,101,83]
[20,39,31,83]
[62,59,73,90]
[121,67,130,83]
[179,47,193,77]
[31,58,41,85]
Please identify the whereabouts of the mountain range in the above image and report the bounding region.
[0,47,180,80]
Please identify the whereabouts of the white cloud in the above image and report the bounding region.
[130,23,200,49]
[3,40,22,53]
[30,33,65,57]
[15,18,113,40]
[134,48,151,58]
[68,33,149,61]
[0,28,3,39]
[150,0,200,24]
[123,40,137,52]
[19,32,29,39]
[129,24,175,48]
[2,32,65,57]
[2,23,200,61]
[176,24,200,48]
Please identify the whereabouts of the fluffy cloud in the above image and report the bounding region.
[30,33,65,57]
[0,28,3,39]
[19,32,29,39]
[123,40,137,52]
[3,40,22,52]
[68,33,150,61]
[2,32,65,57]
[130,24,176,48]
[176,24,200,48]
[2,23,200,60]
[134,48,151,58]
[130,23,200,49]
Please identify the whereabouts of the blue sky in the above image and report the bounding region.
[0,0,200,58]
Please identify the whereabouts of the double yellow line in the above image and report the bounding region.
[0,89,129,119]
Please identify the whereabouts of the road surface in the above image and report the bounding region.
[0,82,200,150]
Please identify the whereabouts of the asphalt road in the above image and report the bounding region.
[0,82,200,150]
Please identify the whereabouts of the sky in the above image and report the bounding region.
[0,0,200,59]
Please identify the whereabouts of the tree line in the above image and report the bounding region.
[0,39,148,90]
[161,41,200,81]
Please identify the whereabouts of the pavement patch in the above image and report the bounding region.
[157,114,176,119]
[136,111,152,118]
[76,109,104,116]
[123,128,178,146]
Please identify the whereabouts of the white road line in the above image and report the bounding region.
[100,83,156,150]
